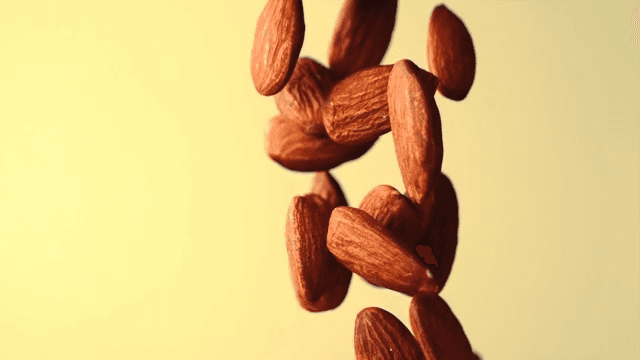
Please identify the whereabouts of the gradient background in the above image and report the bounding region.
[1,0,638,359]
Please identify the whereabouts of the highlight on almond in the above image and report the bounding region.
[251,0,305,96]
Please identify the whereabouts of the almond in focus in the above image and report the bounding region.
[355,307,425,360]
[251,0,305,96]
[322,65,393,146]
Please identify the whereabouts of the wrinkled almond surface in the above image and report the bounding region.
[327,207,438,296]
[415,173,458,293]
[267,115,376,172]
[409,294,474,360]
[322,65,393,145]
[311,171,348,209]
[328,0,398,79]
[388,59,443,207]
[359,184,423,251]
[251,0,305,96]
[355,307,426,360]
[275,57,335,136]
[427,4,476,101]
[286,194,352,312]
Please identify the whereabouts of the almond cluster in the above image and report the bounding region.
[251,1,479,359]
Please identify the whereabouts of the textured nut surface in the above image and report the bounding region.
[327,207,438,296]
[409,294,474,360]
[328,0,398,79]
[311,171,349,209]
[427,4,476,101]
[251,0,305,96]
[355,307,426,360]
[322,65,393,146]
[286,194,352,312]
[359,184,423,251]
[414,173,458,293]
[388,59,443,207]
[275,57,335,136]
[267,115,376,172]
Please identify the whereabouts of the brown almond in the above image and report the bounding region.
[327,207,438,296]
[328,0,398,79]
[409,294,475,360]
[388,59,443,207]
[274,57,335,136]
[251,0,305,96]
[286,194,352,312]
[359,185,423,251]
[267,115,376,172]
[415,173,458,292]
[311,171,348,208]
[355,307,426,360]
[322,65,393,146]
[427,4,476,101]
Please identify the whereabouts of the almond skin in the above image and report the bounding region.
[286,194,352,312]
[267,115,376,172]
[322,65,393,146]
[275,57,335,136]
[328,0,398,79]
[359,185,423,251]
[415,173,458,293]
[427,4,476,101]
[327,206,439,296]
[388,59,443,208]
[409,294,475,360]
[355,307,426,360]
[311,171,349,209]
[251,0,305,96]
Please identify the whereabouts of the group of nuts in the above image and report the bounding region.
[251,0,479,358]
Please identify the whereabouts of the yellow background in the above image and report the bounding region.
[1,0,638,359]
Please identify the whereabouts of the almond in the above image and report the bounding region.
[322,65,393,146]
[354,307,426,360]
[286,194,352,312]
[409,294,475,360]
[359,185,423,251]
[311,171,348,209]
[427,4,476,101]
[251,0,305,96]
[275,57,335,136]
[327,207,438,296]
[415,173,458,292]
[328,0,398,79]
[388,59,443,208]
[267,115,376,172]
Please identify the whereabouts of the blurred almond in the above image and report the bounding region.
[355,307,426,360]
[275,57,335,136]
[322,65,393,145]
[251,0,305,96]
[328,0,398,79]
[427,4,476,101]
[409,294,475,360]
[327,207,438,296]
[415,173,458,292]
[311,171,348,208]
[267,115,376,172]
[286,194,352,312]
[388,59,443,207]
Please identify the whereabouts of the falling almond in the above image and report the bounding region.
[354,307,425,360]
[310,171,349,209]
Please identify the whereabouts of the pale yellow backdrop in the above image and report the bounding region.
[0,0,638,359]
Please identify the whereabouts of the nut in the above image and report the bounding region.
[322,65,393,146]
[311,171,349,209]
[427,4,476,101]
[327,206,438,296]
[355,307,425,360]
[251,0,305,96]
